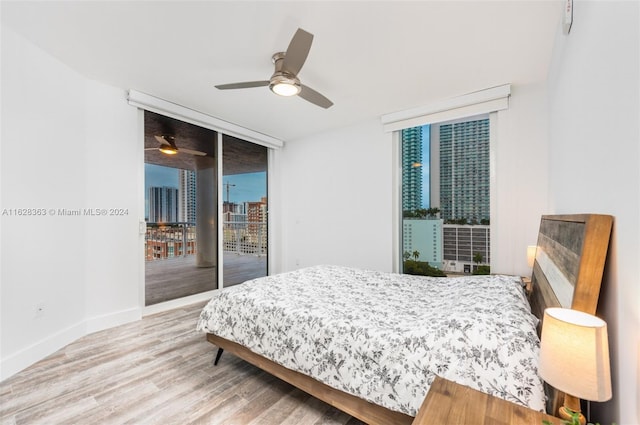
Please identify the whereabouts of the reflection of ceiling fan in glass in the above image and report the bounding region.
[215,28,333,109]
[145,135,207,156]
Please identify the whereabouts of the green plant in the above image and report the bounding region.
[403,259,446,277]
[542,410,616,425]
[472,265,490,275]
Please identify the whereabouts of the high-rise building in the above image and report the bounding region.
[436,117,490,223]
[246,197,268,250]
[148,186,179,223]
[401,126,423,212]
[178,170,196,223]
[442,224,490,273]
[403,218,443,269]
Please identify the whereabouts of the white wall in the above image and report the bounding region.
[83,82,142,331]
[546,1,639,424]
[279,119,395,272]
[277,84,550,278]
[0,27,141,379]
[1,25,87,378]
[493,83,550,276]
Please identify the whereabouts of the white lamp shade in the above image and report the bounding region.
[539,308,612,402]
[527,245,537,268]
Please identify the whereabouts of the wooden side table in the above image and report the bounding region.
[412,376,564,425]
[522,276,533,298]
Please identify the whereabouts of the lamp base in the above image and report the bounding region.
[558,406,586,425]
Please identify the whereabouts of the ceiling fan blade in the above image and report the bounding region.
[282,28,313,75]
[179,148,208,157]
[215,81,269,90]
[299,84,333,109]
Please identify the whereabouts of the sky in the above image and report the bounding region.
[222,173,266,203]
[145,164,179,194]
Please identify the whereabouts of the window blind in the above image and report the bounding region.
[380,84,510,132]
[127,90,284,149]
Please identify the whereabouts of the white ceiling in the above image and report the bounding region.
[2,1,562,142]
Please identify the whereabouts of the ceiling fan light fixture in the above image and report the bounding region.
[271,82,300,96]
[269,74,301,97]
[158,145,178,155]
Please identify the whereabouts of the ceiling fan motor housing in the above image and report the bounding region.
[269,53,301,96]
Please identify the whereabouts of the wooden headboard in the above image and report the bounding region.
[528,214,613,415]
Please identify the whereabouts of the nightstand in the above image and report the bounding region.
[412,376,564,425]
[522,276,533,298]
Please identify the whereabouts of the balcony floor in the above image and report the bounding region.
[145,253,267,306]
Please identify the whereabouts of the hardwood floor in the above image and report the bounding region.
[145,256,216,305]
[145,253,267,306]
[221,253,268,287]
[0,302,365,425]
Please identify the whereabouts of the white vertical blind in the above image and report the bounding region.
[127,90,284,149]
[380,84,510,132]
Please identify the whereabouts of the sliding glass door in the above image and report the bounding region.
[143,112,270,304]
[221,135,268,287]
[143,111,218,305]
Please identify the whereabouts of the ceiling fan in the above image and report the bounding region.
[145,135,207,156]
[215,28,333,109]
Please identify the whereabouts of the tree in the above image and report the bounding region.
[403,251,411,261]
[415,208,427,218]
[403,259,446,277]
[426,207,440,218]
[473,252,483,265]
[413,250,420,261]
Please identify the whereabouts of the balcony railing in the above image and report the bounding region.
[145,221,267,261]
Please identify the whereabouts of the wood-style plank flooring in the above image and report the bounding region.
[0,302,364,425]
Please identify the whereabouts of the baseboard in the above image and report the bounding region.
[0,307,142,382]
[0,321,85,381]
[85,307,142,334]
[143,290,215,316]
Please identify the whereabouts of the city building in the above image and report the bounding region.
[442,224,490,273]
[145,226,197,260]
[402,218,443,269]
[148,186,179,223]
[432,117,490,223]
[178,169,196,223]
[401,126,423,213]
[246,197,268,251]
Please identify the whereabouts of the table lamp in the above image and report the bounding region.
[538,308,612,425]
[527,245,537,268]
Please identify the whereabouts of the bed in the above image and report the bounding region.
[197,214,612,424]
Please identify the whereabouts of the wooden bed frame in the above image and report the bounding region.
[206,214,613,424]
[528,214,613,416]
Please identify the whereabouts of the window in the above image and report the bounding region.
[383,85,509,274]
[400,115,491,275]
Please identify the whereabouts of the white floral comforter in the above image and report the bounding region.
[197,265,546,416]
